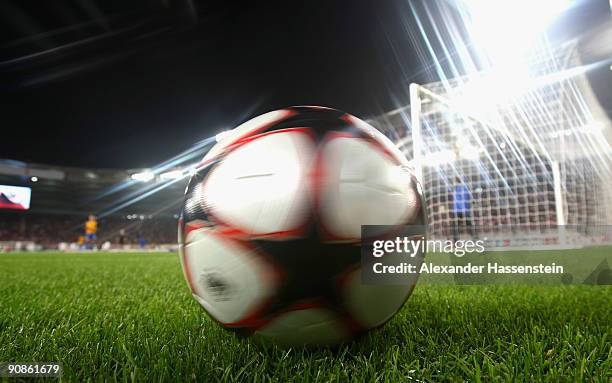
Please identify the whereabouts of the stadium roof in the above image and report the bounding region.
[0,160,185,216]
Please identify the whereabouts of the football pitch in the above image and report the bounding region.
[1,252,610,382]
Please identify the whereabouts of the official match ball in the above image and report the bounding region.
[178,106,425,345]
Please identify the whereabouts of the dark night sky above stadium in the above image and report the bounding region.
[1,0,610,168]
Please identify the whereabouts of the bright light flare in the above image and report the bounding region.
[461,0,571,61]
[459,143,480,160]
[215,130,232,142]
[423,149,457,166]
[130,171,155,182]
[99,167,198,218]
[159,169,184,180]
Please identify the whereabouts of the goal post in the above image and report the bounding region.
[409,83,424,186]
[408,82,563,244]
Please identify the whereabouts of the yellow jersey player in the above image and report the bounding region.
[85,214,98,249]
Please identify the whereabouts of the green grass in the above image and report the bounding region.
[0,252,610,382]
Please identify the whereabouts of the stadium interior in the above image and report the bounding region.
[0,160,182,250]
[1,0,611,380]
[2,1,611,253]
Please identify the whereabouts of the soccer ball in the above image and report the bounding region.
[179,106,425,345]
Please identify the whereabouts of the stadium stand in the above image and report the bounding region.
[0,160,182,250]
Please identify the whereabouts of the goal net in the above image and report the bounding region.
[373,42,612,249]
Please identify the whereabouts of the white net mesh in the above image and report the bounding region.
[373,42,612,246]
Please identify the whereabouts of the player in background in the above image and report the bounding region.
[118,229,127,248]
[77,235,85,248]
[85,214,98,250]
[452,177,474,241]
[138,232,146,249]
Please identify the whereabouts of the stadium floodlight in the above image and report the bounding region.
[460,0,571,66]
[159,169,184,180]
[409,0,573,108]
[130,171,155,182]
